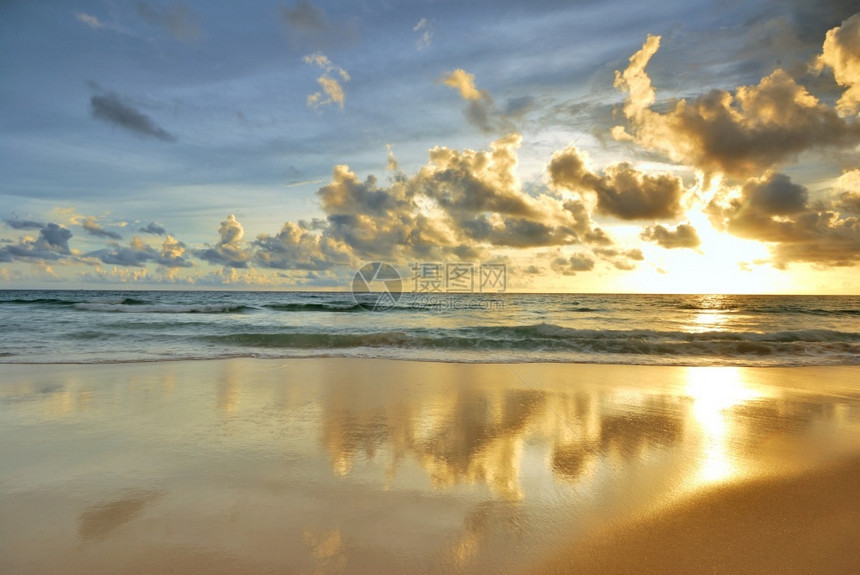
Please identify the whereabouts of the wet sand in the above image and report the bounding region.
[531,455,860,575]
[1,359,859,574]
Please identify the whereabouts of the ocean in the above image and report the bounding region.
[0,290,858,366]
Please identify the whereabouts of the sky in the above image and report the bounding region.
[1,0,859,293]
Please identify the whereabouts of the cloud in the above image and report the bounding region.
[89,235,192,268]
[304,52,349,109]
[90,237,152,267]
[838,192,860,213]
[157,235,192,267]
[442,69,482,101]
[75,12,128,35]
[251,134,606,269]
[613,35,860,179]
[315,165,450,260]
[281,1,357,51]
[551,253,595,275]
[90,92,176,142]
[136,1,201,40]
[781,0,860,45]
[195,214,252,268]
[38,224,73,254]
[594,246,645,270]
[441,69,514,133]
[714,172,809,241]
[503,96,536,119]
[835,169,860,213]
[414,18,433,50]
[641,223,702,249]
[816,14,860,115]
[76,12,106,29]
[253,221,353,271]
[82,217,122,240]
[139,222,166,235]
[548,147,686,220]
[4,218,45,230]
[1,223,73,261]
[709,171,860,266]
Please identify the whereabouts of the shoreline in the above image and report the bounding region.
[2,354,860,368]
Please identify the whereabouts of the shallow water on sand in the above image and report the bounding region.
[1,359,859,573]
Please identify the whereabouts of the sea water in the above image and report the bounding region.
[0,290,858,365]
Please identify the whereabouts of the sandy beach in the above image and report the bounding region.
[1,359,859,574]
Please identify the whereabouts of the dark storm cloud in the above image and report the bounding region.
[90,92,176,142]
[641,223,702,249]
[549,147,686,220]
[139,222,167,236]
[136,1,201,40]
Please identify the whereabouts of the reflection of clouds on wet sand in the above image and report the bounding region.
[318,376,690,497]
[3,360,859,575]
[302,527,347,575]
[310,362,860,573]
[78,490,162,541]
[320,383,547,499]
[449,500,525,569]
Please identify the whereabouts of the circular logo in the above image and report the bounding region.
[351,262,403,311]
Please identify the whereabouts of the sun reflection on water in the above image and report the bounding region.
[687,294,734,333]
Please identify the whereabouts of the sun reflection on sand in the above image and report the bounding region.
[685,366,760,484]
